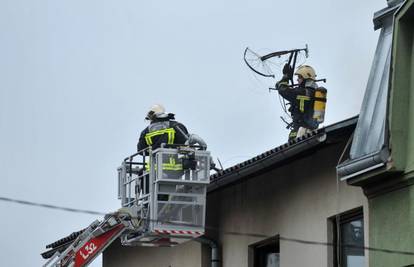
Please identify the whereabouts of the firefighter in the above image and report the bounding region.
[137,104,209,190]
[137,104,208,206]
[276,64,325,141]
[135,104,186,197]
[137,104,189,153]
[138,104,208,152]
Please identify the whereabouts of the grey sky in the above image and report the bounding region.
[0,0,384,266]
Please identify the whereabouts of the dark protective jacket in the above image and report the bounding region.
[276,78,319,130]
[137,115,189,153]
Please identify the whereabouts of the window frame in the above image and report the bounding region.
[248,235,280,267]
[331,207,364,267]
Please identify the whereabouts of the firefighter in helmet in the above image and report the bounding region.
[137,104,190,153]
[137,104,208,180]
[137,104,208,208]
[138,104,207,152]
[276,65,326,140]
[136,104,188,195]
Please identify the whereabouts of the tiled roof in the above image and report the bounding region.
[210,129,321,180]
[209,116,358,191]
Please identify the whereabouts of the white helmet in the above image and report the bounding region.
[295,65,316,80]
[145,104,166,120]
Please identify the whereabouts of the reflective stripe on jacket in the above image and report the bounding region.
[276,79,319,130]
[145,156,183,171]
[137,119,189,153]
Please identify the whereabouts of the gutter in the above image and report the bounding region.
[336,147,389,181]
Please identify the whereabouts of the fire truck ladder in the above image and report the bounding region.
[118,146,211,247]
[43,209,139,267]
[43,145,211,266]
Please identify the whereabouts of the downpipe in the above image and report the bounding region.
[195,236,220,267]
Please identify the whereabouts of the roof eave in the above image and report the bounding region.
[208,116,358,193]
[208,132,327,193]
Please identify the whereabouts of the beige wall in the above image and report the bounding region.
[103,239,202,267]
[104,140,368,267]
[206,143,368,267]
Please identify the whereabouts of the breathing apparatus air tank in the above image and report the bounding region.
[313,87,327,123]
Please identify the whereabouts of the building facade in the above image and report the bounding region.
[104,118,369,267]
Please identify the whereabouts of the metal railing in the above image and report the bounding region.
[117,146,211,246]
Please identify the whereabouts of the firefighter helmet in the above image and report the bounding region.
[145,104,166,120]
[295,65,316,80]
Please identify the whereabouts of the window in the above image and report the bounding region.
[249,235,279,267]
[332,208,365,267]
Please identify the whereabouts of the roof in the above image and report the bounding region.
[374,0,404,30]
[208,116,358,193]
[337,1,404,180]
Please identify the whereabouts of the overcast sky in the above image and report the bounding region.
[0,0,385,266]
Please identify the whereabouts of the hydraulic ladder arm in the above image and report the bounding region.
[43,146,211,266]
[43,209,139,267]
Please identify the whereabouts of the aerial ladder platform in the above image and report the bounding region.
[42,146,211,267]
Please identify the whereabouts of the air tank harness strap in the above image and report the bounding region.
[296,95,311,112]
[145,128,176,145]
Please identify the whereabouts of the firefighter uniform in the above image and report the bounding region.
[137,117,189,153]
[276,65,326,141]
[136,105,190,195]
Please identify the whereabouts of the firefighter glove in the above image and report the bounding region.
[282,64,293,79]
